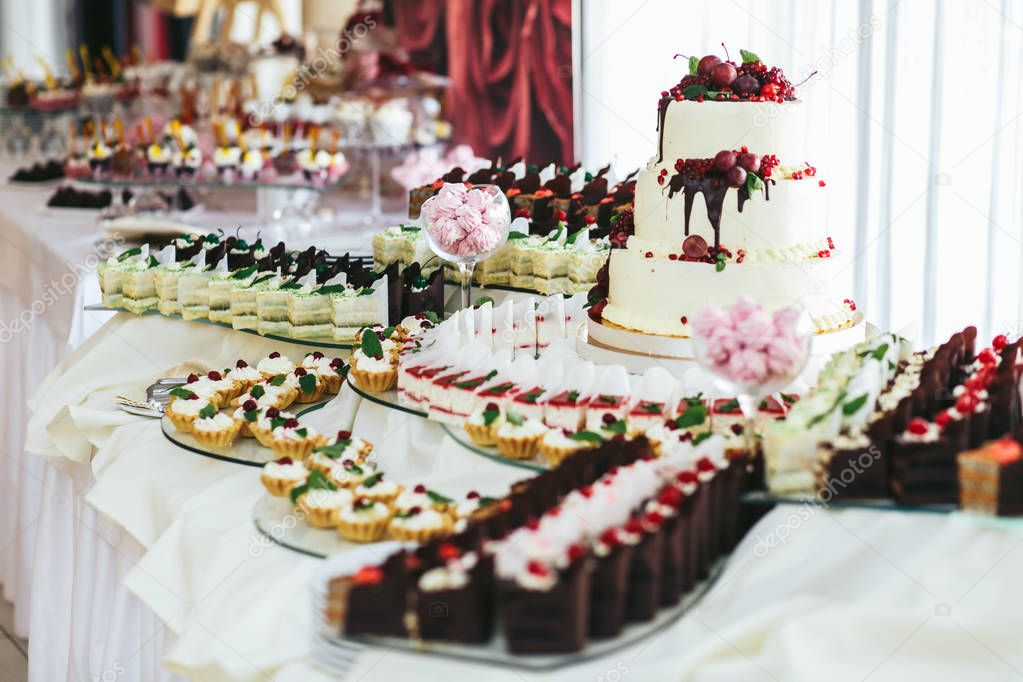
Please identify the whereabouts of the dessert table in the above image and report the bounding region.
[3,163,1023,682]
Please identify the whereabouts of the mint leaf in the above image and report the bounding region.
[314,442,350,459]
[473,296,494,308]
[381,326,396,339]
[507,231,528,240]
[719,399,740,413]
[570,430,605,444]
[399,224,420,232]
[871,343,889,361]
[279,280,301,290]
[807,390,847,428]
[746,172,764,194]
[170,387,196,400]
[361,472,383,488]
[505,410,524,426]
[683,85,708,99]
[294,427,308,438]
[423,311,441,324]
[640,402,662,414]
[198,403,217,419]
[299,373,318,394]
[250,384,266,399]
[688,55,699,75]
[270,416,287,430]
[482,408,500,426]
[675,404,708,428]
[360,329,384,358]
[244,409,259,422]
[427,490,453,504]
[359,287,374,296]
[117,246,142,262]
[269,374,286,387]
[739,49,760,64]
[604,420,627,435]
[715,252,727,272]
[231,264,258,280]
[842,394,869,416]
[566,390,580,403]
[693,432,714,446]
[317,284,346,295]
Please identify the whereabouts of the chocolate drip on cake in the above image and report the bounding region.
[666,171,771,251]
[656,95,671,164]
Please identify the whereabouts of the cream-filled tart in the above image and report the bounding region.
[326,459,378,489]
[249,407,296,447]
[256,351,295,378]
[290,366,326,403]
[537,428,601,467]
[268,418,326,459]
[293,471,352,527]
[388,506,452,543]
[337,497,392,542]
[165,392,215,433]
[191,410,243,448]
[393,484,452,514]
[464,403,504,446]
[494,411,549,460]
[226,359,263,393]
[353,472,401,504]
[348,349,397,392]
[260,457,309,497]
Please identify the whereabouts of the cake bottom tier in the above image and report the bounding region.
[603,247,857,338]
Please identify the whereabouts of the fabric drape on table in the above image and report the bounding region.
[395,0,574,162]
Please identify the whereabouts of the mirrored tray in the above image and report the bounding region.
[740,490,957,515]
[161,399,332,467]
[84,305,356,349]
[442,423,546,473]
[345,375,427,418]
[310,556,728,672]
[252,493,379,559]
[77,173,343,192]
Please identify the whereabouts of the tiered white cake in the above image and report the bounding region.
[600,56,858,340]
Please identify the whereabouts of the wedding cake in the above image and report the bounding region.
[593,50,859,341]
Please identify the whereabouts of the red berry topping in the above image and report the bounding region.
[993,335,1009,351]
[645,251,654,258]
[696,457,716,473]
[337,430,351,440]
[266,407,280,418]
[312,351,324,359]
[283,418,300,428]
[682,234,709,259]
[600,528,620,547]
[235,359,248,368]
[978,348,998,365]
[645,510,665,526]
[697,54,721,75]
[525,518,540,531]
[187,373,199,383]
[625,518,645,536]
[680,316,688,325]
[414,484,427,494]
[818,180,826,187]
[466,490,480,499]
[906,418,930,435]
[526,560,548,577]
[553,209,567,222]
[485,402,498,412]
[275,457,293,465]
[269,352,281,359]
[352,566,383,585]
[659,486,683,507]
[602,412,616,425]
[207,371,222,381]
[760,82,779,98]
[676,471,698,486]
[407,506,422,516]
[437,542,460,561]
[341,459,354,467]
[934,411,953,430]
[566,543,586,562]
[242,399,258,412]
[713,150,737,171]
[956,393,979,415]
[578,485,593,498]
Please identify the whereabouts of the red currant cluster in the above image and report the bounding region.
[843,298,857,312]
[608,209,633,248]
[760,153,780,178]
[816,249,832,258]
[789,164,816,180]
[666,49,803,103]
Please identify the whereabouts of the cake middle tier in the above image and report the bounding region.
[633,164,828,253]
[603,247,856,338]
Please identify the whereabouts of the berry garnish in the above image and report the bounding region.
[992,335,1008,351]
[266,407,280,418]
[682,234,709,259]
[269,352,281,359]
[625,518,644,535]
[207,371,222,381]
[312,351,324,360]
[466,490,480,499]
[294,367,307,376]
[526,560,549,577]
[697,54,721,75]
[242,399,258,412]
[283,417,300,428]
[978,348,998,365]
[275,457,293,465]
[566,543,586,562]
[414,484,426,494]
[336,430,351,440]
[235,359,248,368]
[187,373,199,383]
[934,411,953,429]
[956,393,979,414]
[438,542,460,561]
[906,418,930,435]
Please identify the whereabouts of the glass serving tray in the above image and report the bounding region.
[309,557,728,672]
[442,423,546,472]
[160,399,331,467]
[344,375,427,418]
[739,489,958,515]
[76,173,343,192]
[84,305,356,350]
[252,493,374,559]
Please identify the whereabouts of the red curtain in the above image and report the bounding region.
[395,0,574,163]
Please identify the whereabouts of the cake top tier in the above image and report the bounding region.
[661,48,803,104]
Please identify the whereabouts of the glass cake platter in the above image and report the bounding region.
[741,490,959,514]
[442,423,547,472]
[77,173,344,192]
[160,399,331,467]
[309,555,729,672]
[252,493,373,559]
[344,375,427,418]
[84,304,356,349]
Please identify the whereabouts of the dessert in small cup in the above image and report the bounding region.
[232,400,263,438]
[464,402,503,446]
[260,457,309,497]
[249,407,296,447]
[191,408,243,448]
[353,472,402,505]
[394,484,453,515]
[388,505,453,543]
[308,430,375,473]
[292,470,352,528]
[233,380,295,411]
[537,428,602,467]
[337,497,392,542]
[165,389,214,433]
[268,417,326,459]
[326,459,378,489]
[494,410,549,460]
[348,339,398,392]
[227,359,263,394]
[291,367,326,403]
[257,351,295,379]
[317,358,347,394]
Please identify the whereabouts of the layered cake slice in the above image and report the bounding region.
[958,437,1023,516]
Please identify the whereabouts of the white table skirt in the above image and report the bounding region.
[17,311,1023,681]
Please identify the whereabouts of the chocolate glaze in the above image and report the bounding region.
[666,171,772,251]
[656,95,671,164]
[441,166,465,183]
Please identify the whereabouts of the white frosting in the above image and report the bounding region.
[262,460,309,479]
[257,355,295,375]
[338,501,390,522]
[272,423,320,442]
[302,488,352,510]
[496,418,548,439]
[169,397,211,417]
[193,412,236,431]
[390,507,446,531]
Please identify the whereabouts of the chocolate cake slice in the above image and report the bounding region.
[416,549,495,644]
[624,516,664,623]
[958,437,1023,516]
[588,532,635,638]
[890,423,959,506]
[341,551,409,638]
[499,558,592,654]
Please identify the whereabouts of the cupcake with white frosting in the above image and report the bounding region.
[191,409,242,448]
[259,457,309,497]
[494,410,549,460]
[337,497,392,542]
[257,351,295,378]
[165,390,214,433]
[388,505,452,543]
[353,471,401,504]
[268,418,327,459]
